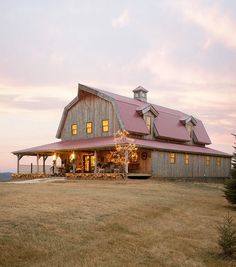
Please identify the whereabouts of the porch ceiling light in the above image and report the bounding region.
[52,153,57,161]
[70,151,76,161]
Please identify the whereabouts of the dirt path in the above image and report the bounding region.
[6,177,66,184]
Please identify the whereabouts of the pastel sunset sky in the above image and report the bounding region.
[0,0,235,172]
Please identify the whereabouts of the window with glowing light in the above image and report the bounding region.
[205,156,210,166]
[185,154,189,165]
[170,153,176,164]
[102,120,109,132]
[71,124,78,135]
[216,157,221,166]
[86,122,93,134]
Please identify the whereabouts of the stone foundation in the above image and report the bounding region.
[66,173,125,180]
[11,173,50,180]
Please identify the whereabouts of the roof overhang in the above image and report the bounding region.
[12,136,231,158]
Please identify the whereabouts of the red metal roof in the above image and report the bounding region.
[154,113,190,142]
[55,84,211,145]
[98,87,211,145]
[12,136,230,157]
[193,120,211,145]
[115,101,149,134]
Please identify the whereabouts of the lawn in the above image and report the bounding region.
[0,179,235,267]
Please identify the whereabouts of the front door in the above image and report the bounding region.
[83,155,95,173]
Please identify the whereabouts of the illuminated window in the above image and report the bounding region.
[216,157,221,166]
[71,124,78,135]
[102,120,109,132]
[205,156,210,166]
[185,154,189,165]
[145,116,151,133]
[86,122,93,134]
[170,153,176,164]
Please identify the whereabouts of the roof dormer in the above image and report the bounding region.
[133,86,148,102]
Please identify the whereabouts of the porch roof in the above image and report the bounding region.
[12,136,231,157]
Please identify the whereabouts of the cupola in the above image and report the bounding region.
[133,86,148,102]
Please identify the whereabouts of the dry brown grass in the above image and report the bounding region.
[0,179,236,267]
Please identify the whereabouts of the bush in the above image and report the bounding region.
[218,213,236,258]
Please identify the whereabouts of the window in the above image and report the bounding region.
[205,156,210,166]
[71,124,78,135]
[86,122,93,134]
[170,153,176,164]
[186,124,192,137]
[145,116,151,133]
[102,120,109,132]
[216,157,221,166]
[185,154,189,165]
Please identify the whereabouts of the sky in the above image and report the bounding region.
[0,0,235,172]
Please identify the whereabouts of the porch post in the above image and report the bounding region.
[43,156,48,174]
[36,154,40,174]
[125,150,128,174]
[94,150,97,173]
[17,154,23,174]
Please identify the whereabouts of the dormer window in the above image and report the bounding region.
[145,115,151,133]
[186,124,192,137]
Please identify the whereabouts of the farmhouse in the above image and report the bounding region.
[13,84,231,178]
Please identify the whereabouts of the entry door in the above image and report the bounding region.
[83,155,95,173]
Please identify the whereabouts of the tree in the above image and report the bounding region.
[111,130,138,178]
[224,134,236,204]
[232,134,236,172]
[218,213,236,258]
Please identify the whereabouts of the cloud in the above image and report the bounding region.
[0,94,67,112]
[112,9,130,28]
[171,0,236,49]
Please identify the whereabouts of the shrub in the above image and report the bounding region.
[224,176,236,205]
[218,213,236,258]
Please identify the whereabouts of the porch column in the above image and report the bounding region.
[36,154,40,174]
[94,150,97,173]
[17,154,23,174]
[125,150,128,174]
[43,156,48,174]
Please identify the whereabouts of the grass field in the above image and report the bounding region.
[0,179,236,267]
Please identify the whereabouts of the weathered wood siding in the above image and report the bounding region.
[151,151,231,178]
[61,92,120,140]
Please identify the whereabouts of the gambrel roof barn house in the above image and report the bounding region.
[13,83,231,179]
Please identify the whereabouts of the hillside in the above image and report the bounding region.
[0,180,235,267]
[0,172,12,181]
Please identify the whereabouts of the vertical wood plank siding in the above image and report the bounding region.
[61,92,120,140]
[151,151,231,178]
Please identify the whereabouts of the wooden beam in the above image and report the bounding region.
[36,154,40,174]
[43,156,48,174]
[16,154,24,174]
[125,150,128,174]
[94,150,97,173]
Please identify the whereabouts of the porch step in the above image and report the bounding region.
[127,173,151,178]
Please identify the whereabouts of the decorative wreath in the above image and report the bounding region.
[141,152,148,160]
